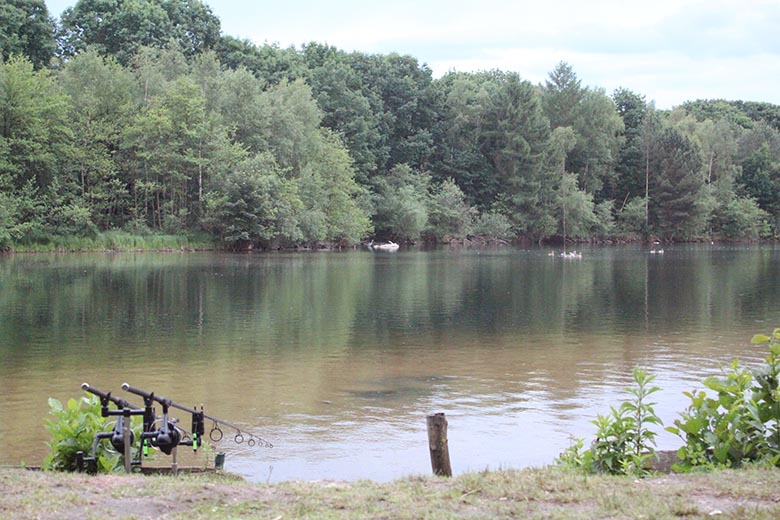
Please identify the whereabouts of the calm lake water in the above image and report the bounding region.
[1,245,779,482]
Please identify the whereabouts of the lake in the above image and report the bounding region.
[1,245,779,482]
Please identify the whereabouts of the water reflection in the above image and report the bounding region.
[0,245,779,481]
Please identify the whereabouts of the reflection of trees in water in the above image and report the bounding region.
[1,249,779,363]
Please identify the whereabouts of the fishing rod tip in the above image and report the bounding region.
[121,383,129,390]
[81,382,90,390]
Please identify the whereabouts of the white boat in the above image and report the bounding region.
[370,241,400,252]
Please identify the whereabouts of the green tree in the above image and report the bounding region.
[0,0,56,69]
[301,43,383,184]
[736,122,780,233]
[372,164,430,241]
[0,55,71,190]
[215,37,302,85]
[58,0,220,65]
[610,88,647,205]
[695,118,738,186]
[431,72,495,209]
[711,193,769,239]
[558,172,596,239]
[738,144,780,233]
[426,178,475,242]
[542,62,623,197]
[480,71,550,238]
[296,129,372,245]
[682,99,760,131]
[347,52,437,173]
[254,80,345,168]
[0,56,73,242]
[542,62,583,130]
[204,153,303,249]
[121,75,227,230]
[638,107,663,234]
[650,128,706,239]
[58,50,139,229]
[58,0,170,65]
[161,0,221,57]
[130,43,190,102]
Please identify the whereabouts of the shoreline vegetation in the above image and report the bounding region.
[0,230,774,255]
[2,465,780,519]
[3,2,780,253]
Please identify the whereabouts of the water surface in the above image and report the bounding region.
[1,245,778,481]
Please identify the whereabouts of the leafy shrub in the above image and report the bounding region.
[667,328,780,471]
[558,367,663,476]
[43,395,120,473]
[426,179,475,242]
[472,210,514,241]
[713,197,770,239]
[371,164,430,241]
[616,196,647,235]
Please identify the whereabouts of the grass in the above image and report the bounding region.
[6,231,216,253]
[2,465,780,519]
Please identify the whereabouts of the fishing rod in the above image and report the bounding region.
[121,383,273,449]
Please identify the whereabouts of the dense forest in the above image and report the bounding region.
[2,0,780,250]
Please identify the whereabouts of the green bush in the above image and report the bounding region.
[426,179,475,242]
[43,395,120,473]
[558,367,663,476]
[667,328,780,471]
[472,210,514,241]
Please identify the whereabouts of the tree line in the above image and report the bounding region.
[2,0,780,250]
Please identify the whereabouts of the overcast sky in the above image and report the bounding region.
[45,0,780,109]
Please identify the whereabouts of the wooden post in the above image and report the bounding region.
[427,413,452,477]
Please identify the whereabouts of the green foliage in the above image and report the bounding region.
[426,178,475,242]
[479,71,551,238]
[3,22,780,247]
[649,127,706,239]
[667,329,780,471]
[616,196,647,236]
[592,200,616,237]
[609,88,647,203]
[57,0,221,65]
[543,63,623,197]
[57,50,138,230]
[0,0,56,69]
[558,367,663,476]
[43,395,119,473]
[472,210,514,241]
[558,172,597,239]
[713,196,770,239]
[204,153,302,248]
[372,164,430,241]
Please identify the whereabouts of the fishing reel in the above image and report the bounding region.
[146,419,181,455]
[110,416,135,454]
